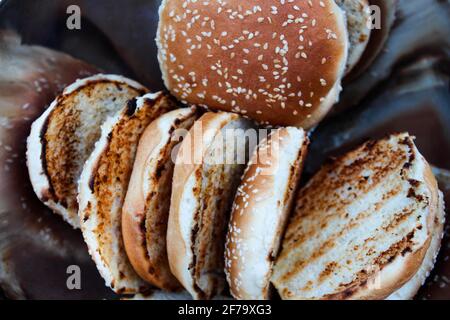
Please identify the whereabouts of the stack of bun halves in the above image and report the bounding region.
[26,0,445,300]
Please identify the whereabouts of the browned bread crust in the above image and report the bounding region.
[387,189,445,299]
[157,0,348,128]
[78,92,175,294]
[167,112,254,299]
[225,127,309,299]
[335,0,371,74]
[27,74,147,228]
[122,107,200,291]
[272,133,441,300]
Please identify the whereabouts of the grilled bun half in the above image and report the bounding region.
[78,92,175,294]
[272,133,444,300]
[157,0,348,128]
[167,112,255,299]
[122,107,200,291]
[335,0,372,74]
[386,190,445,300]
[225,127,309,300]
[27,74,147,228]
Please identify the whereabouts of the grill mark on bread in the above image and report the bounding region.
[324,231,418,300]
[188,167,204,298]
[129,110,198,290]
[189,217,203,298]
[125,98,138,116]
[318,233,416,300]
[318,262,339,284]
[174,114,250,299]
[35,76,148,228]
[141,148,175,287]
[139,206,150,262]
[382,208,414,232]
[193,163,229,298]
[276,136,309,252]
[43,102,83,208]
[284,140,409,242]
[284,170,404,248]
[272,133,437,299]
[280,183,410,281]
[80,92,175,293]
[286,183,404,254]
[376,231,416,263]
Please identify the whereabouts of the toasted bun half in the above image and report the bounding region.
[335,0,372,74]
[346,0,397,80]
[225,127,309,300]
[386,190,445,300]
[122,107,200,291]
[27,74,147,228]
[167,112,255,299]
[272,133,442,300]
[78,92,175,294]
[157,0,348,128]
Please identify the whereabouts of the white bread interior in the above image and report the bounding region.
[272,133,442,300]
[27,74,147,228]
[122,107,199,291]
[225,127,309,300]
[386,191,445,300]
[78,92,173,294]
[167,112,255,299]
[335,0,372,74]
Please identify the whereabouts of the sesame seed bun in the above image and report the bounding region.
[122,107,200,291]
[225,127,309,300]
[78,92,175,294]
[167,112,255,299]
[157,0,348,128]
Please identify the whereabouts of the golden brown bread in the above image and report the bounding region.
[78,92,175,294]
[167,112,255,299]
[27,74,147,228]
[157,0,348,128]
[122,107,200,291]
[272,133,443,300]
[387,190,445,300]
[225,127,309,300]
[335,0,371,74]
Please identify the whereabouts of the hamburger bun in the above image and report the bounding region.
[27,74,147,228]
[78,92,175,294]
[271,133,444,299]
[225,127,309,300]
[167,112,255,299]
[157,0,348,128]
[122,107,200,291]
[386,190,445,300]
[335,0,372,74]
